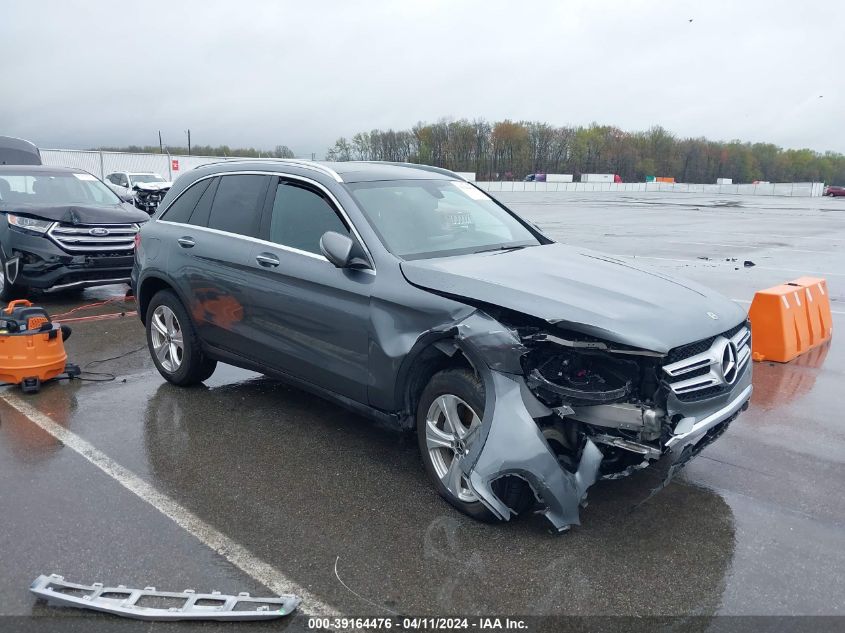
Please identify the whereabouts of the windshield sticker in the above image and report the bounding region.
[73,173,98,181]
[452,181,490,201]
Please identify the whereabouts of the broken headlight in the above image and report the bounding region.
[7,214,53,234]
[524,346,640,407]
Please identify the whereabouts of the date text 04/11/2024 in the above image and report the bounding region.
[307,617,528,630]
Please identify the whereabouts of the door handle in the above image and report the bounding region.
[177,236,195,248]
[255,253,280,268]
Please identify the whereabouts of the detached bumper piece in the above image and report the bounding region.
[30,574,300,622]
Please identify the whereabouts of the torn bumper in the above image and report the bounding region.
[463,371,603,533]
[667,383,752,450]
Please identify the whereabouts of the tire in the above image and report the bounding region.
[416,368,532,522]
[0,250,29,302]
[146,289,216,386]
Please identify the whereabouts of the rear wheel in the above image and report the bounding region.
[146,290,216,386]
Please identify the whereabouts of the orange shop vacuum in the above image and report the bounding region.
[0,300,80,393]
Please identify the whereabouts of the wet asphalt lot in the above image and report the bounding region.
[0,191,843,631]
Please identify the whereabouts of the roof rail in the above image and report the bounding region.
[201,158,343,183]
[373,161,467,181]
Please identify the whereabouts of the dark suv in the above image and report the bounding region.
[0,165,149,299]
[133,160,752,532]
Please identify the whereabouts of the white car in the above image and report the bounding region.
[105,171,173,213]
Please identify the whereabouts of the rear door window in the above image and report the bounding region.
[267,180,348,254]
[206,175,268,238]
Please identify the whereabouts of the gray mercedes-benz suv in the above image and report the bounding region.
[132,160,752,532]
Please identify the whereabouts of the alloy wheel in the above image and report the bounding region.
[150,305,184,373]
[424,394,482,503]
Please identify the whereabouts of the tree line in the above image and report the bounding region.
[325,119,845,184]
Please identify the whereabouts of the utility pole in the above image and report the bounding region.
[158,131,163,154]
[186,129,191,155]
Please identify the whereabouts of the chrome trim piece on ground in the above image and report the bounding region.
[30,574,299,621]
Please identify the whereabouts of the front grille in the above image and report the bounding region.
[48,223,139,253]
[663,322,751,401]
[664,322,746,365]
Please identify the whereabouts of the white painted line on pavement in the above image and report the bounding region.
[0,393,338,617]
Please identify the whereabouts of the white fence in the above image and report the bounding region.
[40,149,249,182]
[477,181,825,197]
[38,149,826,197]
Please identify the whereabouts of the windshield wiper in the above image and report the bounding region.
[472,244,530,254]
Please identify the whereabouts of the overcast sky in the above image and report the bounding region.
[1,0,842,157]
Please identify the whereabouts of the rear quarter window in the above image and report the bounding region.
[160,178,212,223]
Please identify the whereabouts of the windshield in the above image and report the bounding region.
[346,179,540,259]
[0,170,121,206]
[129,173,166,184]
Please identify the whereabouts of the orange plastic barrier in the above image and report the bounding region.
[748,277,833,363]
[655,176,675,183]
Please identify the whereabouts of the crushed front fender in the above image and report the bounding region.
[451,311,604,533]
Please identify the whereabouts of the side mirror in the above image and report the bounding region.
[320,231,371,270]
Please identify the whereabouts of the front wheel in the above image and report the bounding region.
[416,368,534,522]
[146,289,217,386]
[417,368,497,521]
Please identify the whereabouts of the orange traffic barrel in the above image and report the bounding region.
[748,277,833,363]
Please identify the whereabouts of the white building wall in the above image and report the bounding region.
[40,149,249,182]
[477,181,824,197]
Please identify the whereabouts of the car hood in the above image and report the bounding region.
[134,182,172,191]
[4,203,149,224]
[400,243,747,353]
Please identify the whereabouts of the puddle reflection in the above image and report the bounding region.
[751,342,830,411]
[142,379,737,617]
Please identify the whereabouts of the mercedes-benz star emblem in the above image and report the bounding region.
[721,341,738,385]
[707,311,720,320]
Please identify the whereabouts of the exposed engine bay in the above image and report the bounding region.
[520,329,666,477]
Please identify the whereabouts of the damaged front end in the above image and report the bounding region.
[447,311,753,533]
[133,182,172,214]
